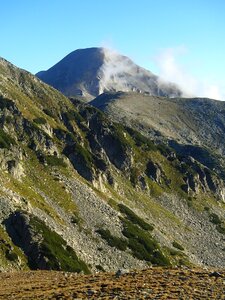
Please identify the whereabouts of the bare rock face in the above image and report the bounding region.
[36,48,182,100]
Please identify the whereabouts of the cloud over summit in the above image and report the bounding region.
[155,46,224,100]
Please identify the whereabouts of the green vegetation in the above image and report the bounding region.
[216,224,225,234]
[30,216,90,273]
[5,116,13,123]
[3,172,62,223]
[157,144,173,157]
[209,213,221,225]
[43,108,55,118]
[70,213,82,225]
[45,155,66,167]
[145,178,163,197]
[96,228,127,251]
[4,149,77,220]
[26,151,76,213]
[0,225,28,269]
[204,206,210,212]
[209,213,225,234]
[0,129,16,149]
[64,110,85,124]
[164,247,191,267]
[130,167,140,186]
[96,264,105,272]
[33,117,47,125]
[125,127,157,151]
[121,219,170,266]
[74,143,93,168]
[172,241,184,251]
[118,204,154,231]
[0,239,18,262]
[113,123,133,150]
[5,250,18,262]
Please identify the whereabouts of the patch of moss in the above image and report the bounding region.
[118,204,154,231]
[96,228,127,251]
[30,216,90,273]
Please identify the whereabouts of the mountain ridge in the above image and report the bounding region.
[91,91,225,156]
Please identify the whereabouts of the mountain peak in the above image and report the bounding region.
[36,47,182,100]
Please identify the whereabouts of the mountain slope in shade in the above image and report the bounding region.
[36,48,182,100]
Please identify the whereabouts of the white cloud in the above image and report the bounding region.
[155,46,225,100]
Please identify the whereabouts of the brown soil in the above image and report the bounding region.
[0,267,224,299]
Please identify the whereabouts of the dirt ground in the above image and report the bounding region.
[0,267,224,299]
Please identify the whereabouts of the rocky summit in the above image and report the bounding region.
[36,47,182,100]
[0,56,225,277]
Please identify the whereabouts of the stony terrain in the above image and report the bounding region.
[0,268,224,299]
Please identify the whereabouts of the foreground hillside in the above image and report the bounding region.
[0,57,225,273]
[0,268,224,299]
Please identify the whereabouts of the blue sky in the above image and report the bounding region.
[1,0,225,99]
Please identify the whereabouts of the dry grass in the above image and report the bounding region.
[0,267,224,299]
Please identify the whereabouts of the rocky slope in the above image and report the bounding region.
[36,48,182,100]
[0,57,225,274]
